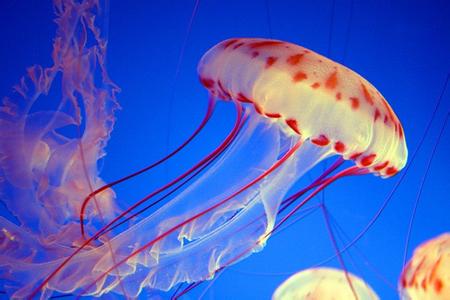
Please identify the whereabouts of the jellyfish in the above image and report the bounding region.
[0,0,408,299]
[272,267,379,300]
[399,233,450,300]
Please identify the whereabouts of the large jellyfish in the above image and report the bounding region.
[399,233,450,300]
[0,1,408,299]
[272,267,379,300]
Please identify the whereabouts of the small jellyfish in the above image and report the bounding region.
[399,233,450,300]
[272,267,379,300]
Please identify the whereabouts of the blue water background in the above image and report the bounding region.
[1,1,449,299]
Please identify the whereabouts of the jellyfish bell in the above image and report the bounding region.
[399,233,450,300]
[198,38,407,178]
[272,267,380,300]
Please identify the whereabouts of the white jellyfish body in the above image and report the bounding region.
[272,267,379,300]
[399,233,450,300]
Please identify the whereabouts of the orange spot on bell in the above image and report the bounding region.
[200,77,215,88]
[265,112,281,118]
[385,166,398,176]
[292,71,307,82]
[233,42,245,49]
[374,161,389,171]
[361,154,376,166]
[311,82,320,89]
[361,83,374,105]
[236,93,253,103]
[334,141,346,153]
[325,71,338,89]
[350,152,363,160]
[434,279,443,293]
[285,119,300,134]
[266,56,278,68]
[248,40,284,49]
[311,134,330,146]
[350,97,360,109]
[286,53,304,65]
[223,39,238,49]
[374,108,381,122]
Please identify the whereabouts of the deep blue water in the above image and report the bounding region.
[1,1,449,299]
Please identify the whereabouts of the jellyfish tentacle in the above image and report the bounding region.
[320,205,359,300]
[77,138,303,296]
[196,156,345,264]
[279,157,345,213]
[187,165,368,295]
[82,100,244,240]
[29,100,244,298]
[95,104,248,240]
[274,166,368,233]
[80,96,217,237]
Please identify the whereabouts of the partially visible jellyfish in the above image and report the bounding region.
[272,267,379,300]
[0,1,409,298]
[399,233,450,300]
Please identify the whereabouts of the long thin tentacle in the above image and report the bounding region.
[29,99,242,299]
[80,96,216,238]
[76,139,303,298]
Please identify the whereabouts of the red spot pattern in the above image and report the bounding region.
[350,152,363,160]
[374,161,389,171]
[265,112,281,118]
[251,51,259,58]
[286,53,304,65]
[381,99,397,124]
[233,42,245,49]
[385,167,398,176]
[285,119,300,134]
[311,134,330,146]
[361,83,374,105]
[223,39,238,49]
[434,279,443,293]
[199,77,215,89]
[248,40,284,49]
[335,92,342,100]
[421,278,427,290]
[374,108,381,122]
[350,97,360,109]
[360,154,376,166]
[401,278,407,288]
[292,71,307,82]
[236,93,253,103]
[325,71,338,89]
[266,56,278,68]
[311,82,320,89]
[334,141,346,153]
